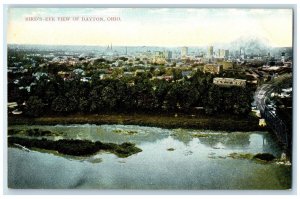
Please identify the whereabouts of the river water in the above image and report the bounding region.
[8,124,291,189]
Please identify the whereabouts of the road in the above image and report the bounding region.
[254,84,274,112]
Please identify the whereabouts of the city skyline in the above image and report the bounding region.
[7,8,293,47]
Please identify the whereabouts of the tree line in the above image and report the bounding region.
[8,70,254,117]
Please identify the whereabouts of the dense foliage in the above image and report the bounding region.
[8,70,254,117]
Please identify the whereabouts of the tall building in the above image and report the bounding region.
[164,50,172,60]
[240,47,245,59]
[153,51,167,64]
[219,49,225,58]
[181,47,188,58]
[219,49,230,59]
[281,52,286,62]
[154,51,164,57]
[225,50,229,58]
[207,46,214,58]
[203,64,223,74]
[217,49,221,58]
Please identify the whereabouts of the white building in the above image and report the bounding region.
[181,47,188,58]
[213,77,246,87]
[207,46,214,58]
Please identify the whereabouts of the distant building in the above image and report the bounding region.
[100,74,112,80]
[152,75,173,81]
[181,70,193,78]
[57,71,72,79]
[181,47,188,58]
[33,72,48,80]
[281,52,286,62]
[240,47,246,59]
[217,49,221,58]
[80,77,91,82]
[153,51,167,64]
[213,77,246,87]
[105,43,118,57]
[154,51,164,58]
[123,72,135,77]
[8,102,18,109]
[164,50,172,60]
[203,64,223,74]
[283,61,292,68]
[217,49,229,59]
[224,50,229,58]
[207,46,214,58]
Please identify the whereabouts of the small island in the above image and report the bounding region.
[8,136,142,158]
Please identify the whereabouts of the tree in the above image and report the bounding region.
[89,85,104,113]
[153,80,170,110]
[51,95,69,114]
[78,97,90,113]
[164,82,181,111]
[101,85,117,111]
[25,96,45,117]
[133,80,155,111]
[232,87,252,115]
[177,82,200,111]
[204,85,222,115]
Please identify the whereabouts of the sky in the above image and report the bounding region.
[7,7,293,47]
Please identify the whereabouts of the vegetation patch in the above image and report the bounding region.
[192,133,209,138]
[8,128,60,137]
[228,152,254,160]
[167,148,175,151]
[228,152,276,162]
[113,129,138,135]
[8,137,142,158]
[253,153,276,162]
[8,129,22,135]
[88,158,103,164]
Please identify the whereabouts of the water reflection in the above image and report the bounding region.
[9,125,281,154]
[171,128,193,145]
[7,124,290,189]
[261,133,282,156]
[199,133,250,148]
[170,129,252,149]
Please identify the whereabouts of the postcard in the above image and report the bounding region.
[6,5,293,190]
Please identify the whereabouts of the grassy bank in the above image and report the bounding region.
[8,113,265,132]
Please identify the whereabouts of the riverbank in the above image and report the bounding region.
[8,113,265,132]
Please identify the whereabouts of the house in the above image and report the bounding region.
[213,77,246,87]
[123,72,135,77]
[57,71,72,79]
[32,72,48,80]
[8,102,18,109]
[100,74,112,80]
[73,68,85,75]
[151,75,173,81]
[181,71,193,78]
[80,77,91,82]
[203,64,223,74]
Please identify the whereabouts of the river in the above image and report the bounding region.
[8,124,291,189]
